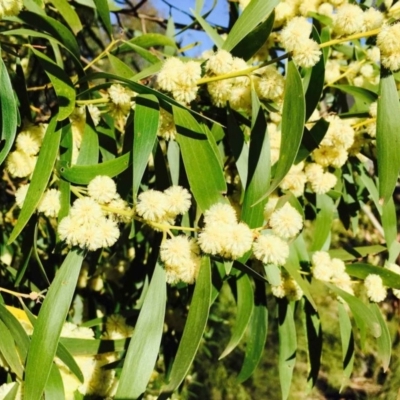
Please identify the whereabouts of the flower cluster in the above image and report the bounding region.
[270,271,303,302]
[157,58,202,104]
[6,123,46,178]
[198,203,253,260]
[107,83,136,122]
[58,176,132,251]
[135,185,191,228]
[311,251,353,294]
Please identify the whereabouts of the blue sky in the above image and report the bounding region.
[152,0,230,56]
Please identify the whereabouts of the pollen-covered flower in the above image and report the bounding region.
[104,314,134,340]
[333,4,365,36]
[37,189,61,218]
[305,163,337,194]
[203,203,238,226]
[157,109,177,140]
[377,23,400,71]
[160,235,201,284]
[311,251,333,281]
[252,233,289,265]
[279,162,307,197]
[364,274,387,302]
[15,184,30,208]
[254,66,285,101]
[70,197,104,224]
[280,17,313,52]
[222,222,253,259]
[363,8,383,31]
[269,203,303,239]
[0,0,23,19]
[88,175,118,204]
[292,39,322,68]
[6,150,37,178]
[108,83,135,108]
[205,50,234,75]
[136,189,169,222]
[164,186,191,216]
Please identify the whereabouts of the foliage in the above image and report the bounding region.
[0,0,400,398]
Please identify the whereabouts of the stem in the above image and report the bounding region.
[352,117,376,129]
[76,98,109,106]
[84,39,120,71]
[319,28,381,49]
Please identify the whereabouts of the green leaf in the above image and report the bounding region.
[192,9,224,49]
[0,57,18,165]
[305,28,325,120]
[31,48,76,121]
[108,54,135,79]
[8,117,61,244]
[278,300,296,400]
[59,151,131,184]
[332,84,377,104]
[114,33,177,54]
[304,300,322,388]
[376,72,400,203]
[44,365,65,399]
[3,382,19,400]
[60,337,128,356]
[160,257,211,396]
[237,280,268,383]
[219,273,254,359]
[345,263,400,290]
[382,194,397,251]
[310,194,335,251]
[92,0,112,36]
[231,11,274,61]
[18,11,80,61]
[241,92,270,228]
[370,303,391,372]
[76,117,99,166]
[258,61,305,202]
[173,106,226,211]
[24,248,84,400]
[222,0,279,52]
[329,245,386,261]
[56,342,84,383]
[0,319,24,379]
[338,302,355,390]
[326,284,381,348]
[115,263,166,399]
[131,62,163,82]
[133,95,160,199]
[47,0,83,34]
[116,43,160,64]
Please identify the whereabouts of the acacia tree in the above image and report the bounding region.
[0,0,400,398]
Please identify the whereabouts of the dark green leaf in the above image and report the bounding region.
[382,194,397,249]
[76,117,99,166]
[173,106,226,211]
[108,54,135,79]
[278,300,296,400]
[376,72,400,203]
[44,365,65,399]
[192,9,224,48]
[222,0,279,52]
[219,273,254,359]
[8,116,61,244]
[114,33,177,54]
[59,152,131,184]
[92,0,112,36]
[0,57,18,165]
[133,95,159,199]
[115,263,166,399]
[329,245,386,261]
[160,257,211,396]
[47,0,83,34]
[0,319,24,378]
[370,303,391,372]
[24,248,84,400]
[310,194,335,251]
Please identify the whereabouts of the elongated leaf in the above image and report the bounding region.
[332,84,377,104]
[237,280,267,383]
[329,245,386,261]
[24,248,84,400]
[376,72,400,203]
[241,92,270,228]
[3,383,19,400]
[192,9,224,49]
[278,300,296,400]
[345,263,400,290]
[0,57,18,165]
[173,106,226,211]
[8,116,61,244]
[108,54,135,79]
[222,0,279,52]
[59,151,131,184]
[18,11,80,60]
[160,257,211,396]
[76,117,99,166]
[44,365,65,399]
[220,273,254,359]
[0,319,24,378]
[338,302,355,390]
[370,303,391,372]
[92,0,112,36]
[382,197,397,249]
[133,95,159,199]
[310,194,334,251]
[114,33,177,54]
[31,48,76,121]
[48,0,83,34]
[57,342,84,383]
[258,61,305,202]
[304,300,322,387]
[231,11,274,60]
[60,337,128,356]
[326,284,381,348]
[115,263,166,399]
